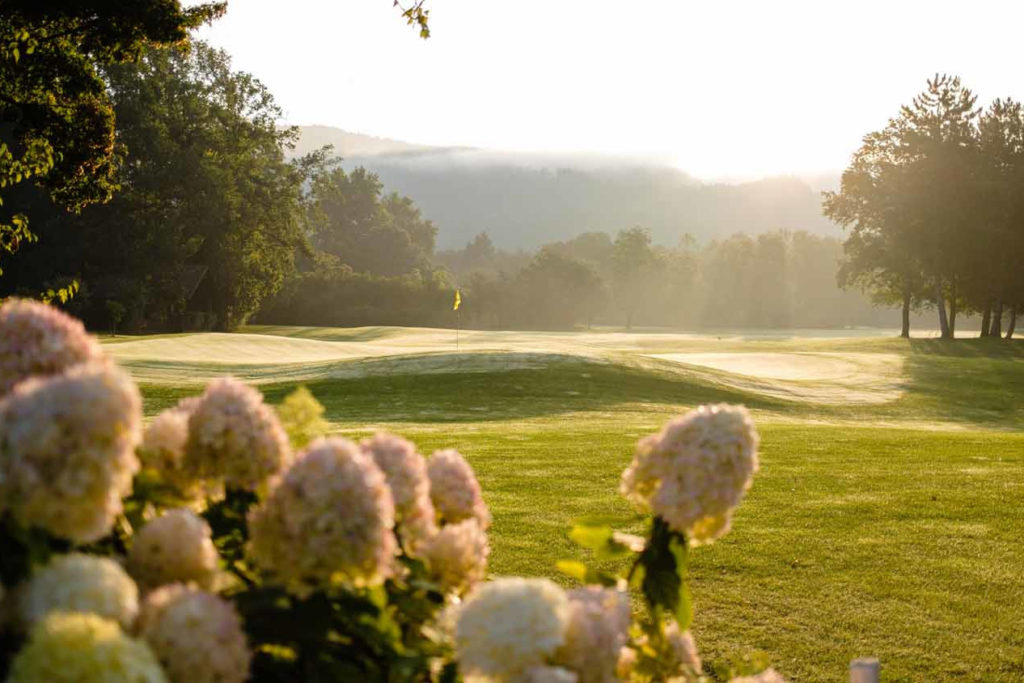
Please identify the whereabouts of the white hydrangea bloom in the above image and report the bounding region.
[140,397,212,501]
[8,612,167,683]
[455,578,571,680]
[664,621,702,676]
[247,437,397,595]
[0,363,142,543]
[0,298,104,397]
[422,518,489,594]
[362,433,437,551]
[554,587,631,683]
[731,669,787,683]
[137,584,250,683]
[127,509,219,592]
[428,449,491,529]
[621,404,759,543]
[615,647,637,680]
[19,553,139,629]
[184,378,291,491]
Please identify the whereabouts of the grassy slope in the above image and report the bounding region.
[110,327,1024,681]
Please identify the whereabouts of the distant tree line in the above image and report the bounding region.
[825,75,1024,339]
[431,228,895,331]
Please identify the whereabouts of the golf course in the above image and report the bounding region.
[103,325,1024,682]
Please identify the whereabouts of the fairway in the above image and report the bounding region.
[107,326,1024,681]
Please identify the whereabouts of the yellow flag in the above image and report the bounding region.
[453,289,461,311]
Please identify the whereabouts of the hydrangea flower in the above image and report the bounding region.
[247,437,397,595]
[0,363,142,543]
[455,578,571,680]
[19,553,139,630]
[664,621,702,677]
[0,298,104,396]
[616,647,637,680]
[362,433,437,550]
[428,449,491,529]
[184,378,291,491]
[8,612,167,683]
[127,509,219,592]
[137,584,250,683]
[421,518,489,594]
[621,404,759,543]
[554,587,631,683]
[139,397,211,501]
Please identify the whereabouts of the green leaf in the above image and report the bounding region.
[556,560,589,582]
[569,523,614,551]
[569,520,636,561]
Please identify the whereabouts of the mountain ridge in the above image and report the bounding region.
[291,125,841,249]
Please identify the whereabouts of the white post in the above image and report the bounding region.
[850,658,880,683]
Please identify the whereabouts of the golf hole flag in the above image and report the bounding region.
[453,289,462,311]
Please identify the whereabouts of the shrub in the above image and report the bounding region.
[0,299,780,681]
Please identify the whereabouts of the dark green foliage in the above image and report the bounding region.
[308,166,437,278]
[2,42,315,331]
[0,0,224,275]
[258,267,455,328]
[195,487,448,682]
[825,74,1024,338]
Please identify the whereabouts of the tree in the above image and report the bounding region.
[700,234,757,328]
[976,98,1024,337]
[1,42,314,331]
[824,75,982,339]
[825,118,923,338]
[509,248,605,329]
[897,75,980,338]
[0,0,224,278]
[611,227,657,330]
[749,232,791,328]
[308,166,437,277]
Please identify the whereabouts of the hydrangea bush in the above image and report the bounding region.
[0,299,780,681]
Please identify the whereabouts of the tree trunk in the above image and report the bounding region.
[1006,308,1017,339]
[947,277,957,337]
[900,288,911,338]
[980,301,991,338]
[990,299,1004,337]
[934,281,951,339]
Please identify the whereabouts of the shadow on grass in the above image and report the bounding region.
[140,358,786,423]
[900,338,1024,427]
[907,337,1024,359]
[274,362,787,423]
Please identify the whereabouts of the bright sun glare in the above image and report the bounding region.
[195,0,1024,179]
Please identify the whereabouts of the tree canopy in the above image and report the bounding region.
[1,42,316,331]
[825,74,1024,338]
[0,0,224,277]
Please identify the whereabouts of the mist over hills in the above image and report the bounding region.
[292,125,840,250]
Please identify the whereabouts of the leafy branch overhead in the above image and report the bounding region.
[394,0,431,38]
[0,0,224,276]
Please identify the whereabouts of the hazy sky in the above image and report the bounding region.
[197,0,1024,180]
